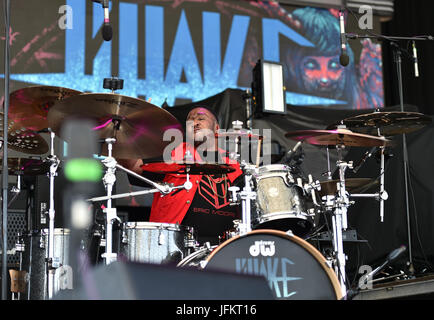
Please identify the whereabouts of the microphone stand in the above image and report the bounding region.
[345,32,434,276]
[1,0,10,301]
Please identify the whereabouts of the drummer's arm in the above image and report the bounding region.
[117,159,143,175]
[118,158,166,187]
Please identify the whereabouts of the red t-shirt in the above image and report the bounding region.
[149,143,243,231]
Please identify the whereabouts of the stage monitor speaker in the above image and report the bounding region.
[55,261,275,300]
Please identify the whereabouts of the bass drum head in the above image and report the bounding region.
[204,230,341,300]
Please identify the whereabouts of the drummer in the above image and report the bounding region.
[122,106,243,246]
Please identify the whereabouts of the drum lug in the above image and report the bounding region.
[121,224,128,244]
[158,226,165,245]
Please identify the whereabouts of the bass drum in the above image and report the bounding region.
[178,230,341,300]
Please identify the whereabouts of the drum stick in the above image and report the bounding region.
[256,138,262,167]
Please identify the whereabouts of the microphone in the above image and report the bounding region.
[412,41,419,78]
[281,141,303,164]
[345,245,407,300]
[93,0,112,41]
[339,9,349,67]
[353,146,377,173]
[387,245,407,262]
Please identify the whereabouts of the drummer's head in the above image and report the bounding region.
[186,107,220,147]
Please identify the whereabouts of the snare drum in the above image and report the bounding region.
[119,222,196,265]
[252,164,315,237]
[178,230,341,300]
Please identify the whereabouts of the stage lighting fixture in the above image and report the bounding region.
[252,59,286,115]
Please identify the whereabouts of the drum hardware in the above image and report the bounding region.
[285,127,392,298]
[87,150,195,265]
[329,82,431,275]
[43,130,60,299]
[216,120,263,166]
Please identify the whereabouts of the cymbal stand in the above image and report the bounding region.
[7,174,21,208]
[345,32,434,277]
[87,163,192,203]
[45,130,60,299]
[229,163,256,236]
[330,144,352,298]
[100,138,119,265]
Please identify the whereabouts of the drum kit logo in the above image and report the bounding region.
[248,240,275,257]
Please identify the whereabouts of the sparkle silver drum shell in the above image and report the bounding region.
[119,222,196,265]
[252,164,314,237]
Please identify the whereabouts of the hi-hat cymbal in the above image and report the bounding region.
[285,128,392,147]
[141,161,235,175]
[0,158,50,175]
[9,86,82,131]
[331,111,432,136]
[216,130,263,140]
[47,93,183,159]
[319,178,378,196]
[0,114,49,154]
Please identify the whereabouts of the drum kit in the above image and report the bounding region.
[2,84,432,300]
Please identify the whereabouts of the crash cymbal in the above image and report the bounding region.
[285,128,392,147]
[47,93,183,159]
[319,178,378,196]
[0,114,49,154]
[0,158,50,175]
[141,161,236,175]
[9,86,82,131]
[330,111,432,136]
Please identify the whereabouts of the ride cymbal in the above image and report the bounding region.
[330,111,432,136]
[47,93,183,159]
[285,128,392,147]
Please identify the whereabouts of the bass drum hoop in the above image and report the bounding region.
[204,229,342,300]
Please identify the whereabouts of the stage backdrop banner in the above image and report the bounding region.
[1,0,383,110]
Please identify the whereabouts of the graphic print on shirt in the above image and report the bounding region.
[197,175,230,209]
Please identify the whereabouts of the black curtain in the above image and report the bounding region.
[382,0,434,115]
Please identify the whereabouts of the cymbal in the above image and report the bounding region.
[141,161,236,175]
[331,111,432,136]
[216,130,263,140]
[0,158,50,175]
[285,128,392,147]
[319,178,378,196]
[47,93,183,159]
[0,114,49,154]
[9,86,82,131]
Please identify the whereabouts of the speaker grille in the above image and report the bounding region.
[7,210,27,265]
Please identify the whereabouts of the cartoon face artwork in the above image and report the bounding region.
[300,55,346,98]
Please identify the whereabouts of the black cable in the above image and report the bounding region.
[408,164,433,271]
